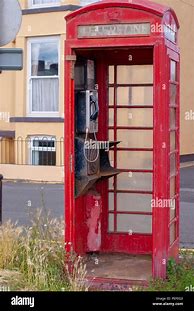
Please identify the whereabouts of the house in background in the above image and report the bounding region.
[0,0,80,182]
[0,0,194,182]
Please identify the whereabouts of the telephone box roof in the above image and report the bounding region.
[65,0,179,28]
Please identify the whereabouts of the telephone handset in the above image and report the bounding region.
[90,92,99,121]
[75,89,98,133]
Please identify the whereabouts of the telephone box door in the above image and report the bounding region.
[99,49,154,254]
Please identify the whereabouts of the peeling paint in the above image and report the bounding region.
[86,196,102,251]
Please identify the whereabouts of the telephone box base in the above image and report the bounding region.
[84,253,152,291]
[86,277,148,291]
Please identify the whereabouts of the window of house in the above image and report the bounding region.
[29,136,56,166]
[28,37,59,116]
[29,0,60,8]
[80,0,99,5]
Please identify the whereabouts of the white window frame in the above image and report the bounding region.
[28,0,60,8]
[80,0,99,6]
[29,136,56,165]
[27,36,60,117]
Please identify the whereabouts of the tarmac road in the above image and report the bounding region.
[1,165,194,248]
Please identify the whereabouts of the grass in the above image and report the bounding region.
[1,216,193,292]
[145,252,194,291]
[0,208,88,291]
[0,187,193,291]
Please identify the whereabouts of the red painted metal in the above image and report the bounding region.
[64,0,180,280]
[85,192,102,252]
[86,276,148,291]
[167,47,180,261]
[65,0,179,29]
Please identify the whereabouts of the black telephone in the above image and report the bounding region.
[75,89,98,133]
[74,58,100,197]
[90,93,99,121]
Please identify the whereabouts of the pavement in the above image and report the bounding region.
[1,165,194,248]
[180,165,194,248]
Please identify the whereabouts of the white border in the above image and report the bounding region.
[27,36,60,117]
[28,135,56,165]
[28,0,60,9]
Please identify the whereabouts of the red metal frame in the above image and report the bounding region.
[64,0,180,279]
[103,57,153,253]
[167,48,180,259]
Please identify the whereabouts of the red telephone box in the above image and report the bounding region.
[64,0,180,285]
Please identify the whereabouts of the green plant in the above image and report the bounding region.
[17,208,69,290]
[0,220,23,269]
[0,269,28,291]
[0,207,88,291]
[65,252,88,291]
[145,254,194,291]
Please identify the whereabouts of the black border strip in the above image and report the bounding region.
[10,117,64,123]
[0,131,15,138]
[22,4,80,15]
[180,154,194,163]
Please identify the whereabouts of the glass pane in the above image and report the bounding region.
[170,153,176,176]
[108,193,114,211]
[108,108,114,126]
[75,63,86,90]
[117,130,153,148]
[117,65,153,84]
[33,140,40,147]
[170,222,176,245]
[32,150,39,165]
[170,199,176,220]
[117,193,152,212]
[31,41,58,76]
[117,86,153,106]
[33,0,58,4]
[108,150,114,167]
[117,214,152,234]
[32,78,59,112]
[170,176,176,197]
[117,172,152,191]
[108,177,114,190]
[109,66,114,84]
[170,60,176,81]
[108,214,114,232]
[80,0,98,6]
[86,60,95,89]
[117,108,153,127]
[170,84,177,106]
[33,139,55,148]
[109,87,114,105]
[164,25,176,42]
[108,130,114,141]
[117,151,153,170]
[170,108,176,128]
[32,150,56,166]
[170,131,176,151]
